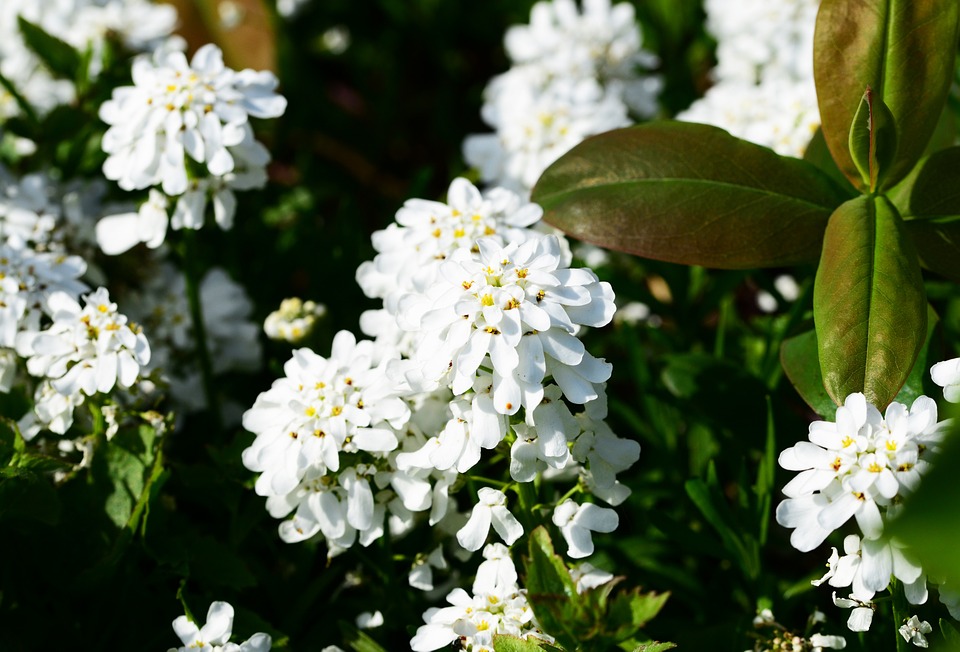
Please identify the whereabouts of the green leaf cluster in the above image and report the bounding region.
[533,0,960,415]
[516,528,674,652]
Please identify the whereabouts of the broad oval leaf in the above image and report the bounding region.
[532,122,852,269]
[813,195,926,409]
[814,0,960,191]
[888,147,960,219]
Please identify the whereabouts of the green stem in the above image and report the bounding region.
[514,479,539,532]
[891,579,910,652]
[180,229,222,432]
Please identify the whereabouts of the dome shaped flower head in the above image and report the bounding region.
[16,287,150,397]
[356,177,542,302]
[100,43,286,195]
[552,499,619,558]
[456,487,524,551]
[242,330,410,498]
[398,234,614,414]
[464,71,631,193]
[776,392,948,552]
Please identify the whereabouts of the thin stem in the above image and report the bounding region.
[180,229,222,432]
[891,579,910,652]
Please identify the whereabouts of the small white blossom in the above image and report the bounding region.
[356,611,383,629]
[930,357,960,403]
[456,487,524,551]
[898,616,932,648]
[168,600,272,652]
[552,499,618,558]
[832,592,874,632]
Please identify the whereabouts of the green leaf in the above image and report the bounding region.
[848,86,897,191]
[17,17,83,80]
[524,527,581,651]
[814,195,926,409]
[684,478,756,578]
[803,127,857,195]
[607,588,670,635]
[887,419,960,585]
[632,643,677,652]
[781,330,838,420]
[904,219,960,283]
[338,621,388,652]
[889,147,960,219]
[0,466,60,525]
[941,618,960,648]
[814,0,960,190]
[103,424,158,528]
[532,122,852,269]
[493,635,556,652]
[0,68,39,126]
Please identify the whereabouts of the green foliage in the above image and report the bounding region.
[532,122,852,268]
[848,87,897,192]
[813,0,960,190]
[888,417,960,585]
[523,528,672,652]
[813,195,926,409]
[17,16,83,80]
[493,634,564,652]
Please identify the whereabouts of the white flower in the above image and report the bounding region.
[264,298,327,343]
[356,611,383,629]
[356,177,542,305]
[898,616,932,648]
[409,545,448,591]
[569,561,614,593]
[96,189,169,255]
[16,287,150,397]
[552,499,618,558]
[809,633,847,651]
[398,235,614,413]
[101,43,285,195]
[776,392,947,552]
[832,592,874,632]
[411,580,544,652]
[473,543,519,594]
[930,357,960,403]
[456,487,524,551]
[168,600,272,652]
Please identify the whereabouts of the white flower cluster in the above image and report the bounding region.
[168,601,271,652]
[98,43,287,252]
[410,543,550,652]
[264,297,327,344]
[246,175,637,565]
[463,0,660,194]
[776,390,952,631]
[678,0,820,157]
[13,285,151,439]
[0,0,176,124]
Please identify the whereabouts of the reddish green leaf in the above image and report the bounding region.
[814,195,926,409]
[532,122,852,269]
[889,147,960,219]
[780,330,838,420]
[905,219,960,283]
[847,87,897,191]
[814,0,960,191]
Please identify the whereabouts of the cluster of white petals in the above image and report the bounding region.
[242,330,421,551]
[776,390,953,631]
[411,544,549,652]
[0,0,176,124]
[15,287,150,437]
[678,0,820,157]
[168,601,271,652]
[264,297,327,344]
[98,43,286,251]
[464,0,660,194]
[930,357,960,403]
